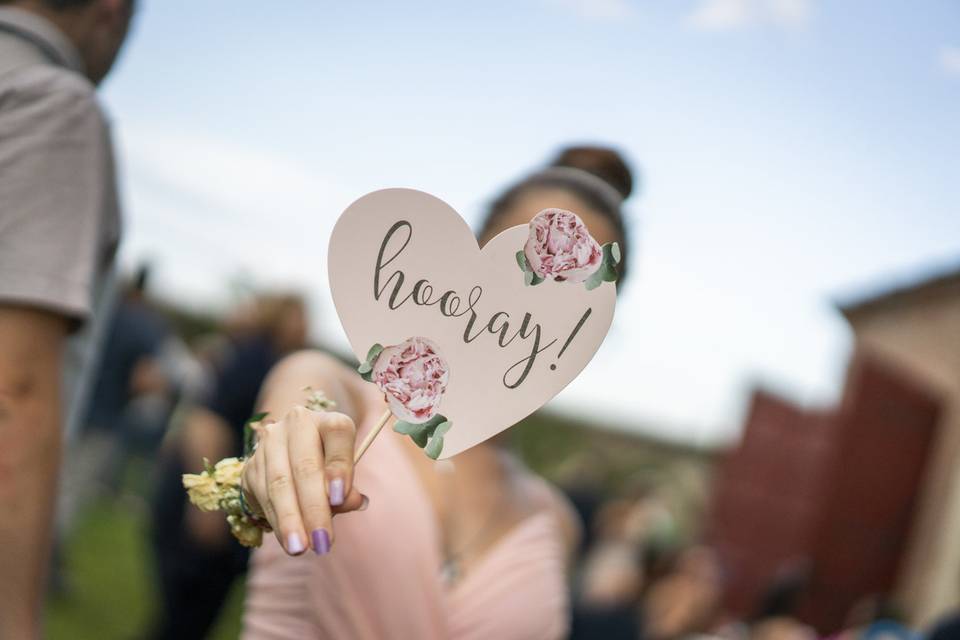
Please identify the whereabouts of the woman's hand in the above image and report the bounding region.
[241,405,368,555]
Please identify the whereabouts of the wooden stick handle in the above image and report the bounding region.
[353,410,393,463]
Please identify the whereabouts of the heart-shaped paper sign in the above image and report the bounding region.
[328,188,618,459]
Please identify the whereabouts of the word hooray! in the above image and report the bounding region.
[373,220,592,389]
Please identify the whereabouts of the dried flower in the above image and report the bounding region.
[228,514,264,548]
[182,472,222,512]
[183,452,271,547]
[303,386,337,412]
[213,457,244,486]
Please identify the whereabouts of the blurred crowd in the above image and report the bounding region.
[563,473,917,640]
[52,271,308,637]
[47,269,960,640]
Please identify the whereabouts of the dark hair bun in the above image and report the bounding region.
[551,146,634,200]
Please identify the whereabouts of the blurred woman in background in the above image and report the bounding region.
[239,147,635,639]
[149,294,308,640]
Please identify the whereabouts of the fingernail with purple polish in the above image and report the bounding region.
[329,478,344,506]
[312,528,331,555]
[287,532,305,555]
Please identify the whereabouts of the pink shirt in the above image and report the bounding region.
[242,401,571,639]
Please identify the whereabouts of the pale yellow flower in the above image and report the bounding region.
[182,472,221,511]
[303,386,337,412]
[213,457,244,486]
[221,494,243,515]
[228,514,264,548]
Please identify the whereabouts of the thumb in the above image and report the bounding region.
[332,486,369,515]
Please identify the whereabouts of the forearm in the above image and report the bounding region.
[0,353,63,639]
[258,351,361,425]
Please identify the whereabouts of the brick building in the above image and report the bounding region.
[706,265,960,630]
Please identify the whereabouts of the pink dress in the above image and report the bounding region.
[241,401,571,640]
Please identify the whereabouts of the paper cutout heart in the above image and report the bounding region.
[328,188,617,459]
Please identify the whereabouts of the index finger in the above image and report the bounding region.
[285,406,332,554]
[317,411,356,510]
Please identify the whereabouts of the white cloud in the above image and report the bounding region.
[687,0,812,31]
[543,0,635,20]
[940,45,960,76]
[687,0,752,31]
[113,125,359,347]
[768,0,811,26]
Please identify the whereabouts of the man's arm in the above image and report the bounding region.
[0,305,69,640]
[0,49,116,640]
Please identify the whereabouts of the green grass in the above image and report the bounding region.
[44,497,244,640]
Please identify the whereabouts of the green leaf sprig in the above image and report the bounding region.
[357,343,384,382]
[393,413,453,460]
[516,250,545,287]
[243,412,269,458]
[584,241,622,291]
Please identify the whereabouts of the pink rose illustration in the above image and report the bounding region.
[523,209,603,284]
[356,338,454,459]
[369,337,450,424]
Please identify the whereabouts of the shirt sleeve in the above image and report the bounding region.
[202,341,270,437]
[0,68,110,322]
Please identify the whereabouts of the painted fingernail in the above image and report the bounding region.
[329,478,344,507]
[286,532,305,555]
[358,495,370,511]
[312,528,331,555]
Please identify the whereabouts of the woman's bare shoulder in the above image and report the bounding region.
[268,349,353,380]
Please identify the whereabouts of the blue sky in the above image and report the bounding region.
[100,0,960,445]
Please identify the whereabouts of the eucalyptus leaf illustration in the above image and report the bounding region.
[585,269,604,291]
[610,241,622,265]
[356,342,384,381]
[411,429,430,448]
[515,250,528,271]
[516,250,544,287]
[394,413,452,455]
[392,416,437,437]
[584,242,621,291]
[424,420,454,460]
[366,343,384,363]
